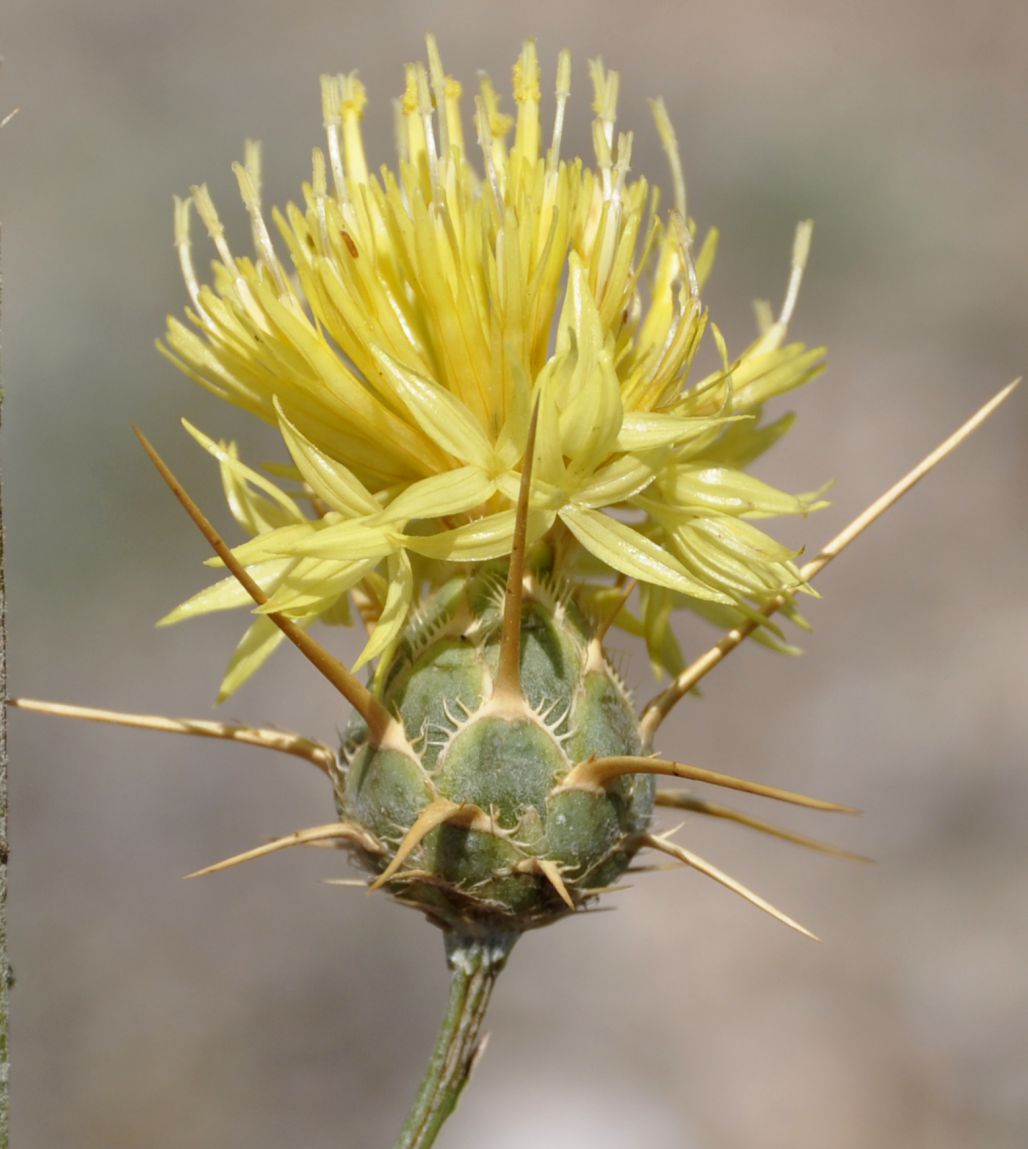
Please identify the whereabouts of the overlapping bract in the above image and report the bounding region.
[160,38,826,698]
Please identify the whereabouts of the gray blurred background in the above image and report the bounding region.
[2,1,1026,1146]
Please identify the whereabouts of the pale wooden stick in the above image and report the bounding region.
[558,754,856,812]
[133,427,400,749]
[10,697,335,774]
[369,799,495,891]
[594,578,637,643]
[641,832,818,940]
[514,857,576,910]
[639,381,1020,742]
[492,400,540,706]
[654,790,870,861]
[186,821,381,879]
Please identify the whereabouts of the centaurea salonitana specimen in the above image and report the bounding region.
[15,37,1015,1149]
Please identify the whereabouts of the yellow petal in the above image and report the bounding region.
[258,556,378,614]
[660,464,828,519]
[211,523,318,567]
[615,412,737,453]
[559,505,732,601]
[282,519,400,561]
[275,399,381,517]
[730,343,825,411]
[370,345,495,470]
[181,419,303,519]
[551,255,623,474]
[574,455,657,508]
[217,615,291,702]
[379,466,496,524]
[404,507,555,562]
[353,552,413,672]
[159,559,292,625]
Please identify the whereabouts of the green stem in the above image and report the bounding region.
[393,931,517,1149]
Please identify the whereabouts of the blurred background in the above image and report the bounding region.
[2,1,1026,1146]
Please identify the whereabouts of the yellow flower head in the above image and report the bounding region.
[160,38,826,698]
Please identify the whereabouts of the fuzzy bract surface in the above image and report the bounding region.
[336,568,653,929]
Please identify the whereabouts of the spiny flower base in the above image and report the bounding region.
[337,568,654,932]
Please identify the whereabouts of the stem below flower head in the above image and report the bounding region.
[394,931,517,1149]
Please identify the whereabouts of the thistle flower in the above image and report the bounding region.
[160,38,826,698]
[14,35,1014,1149]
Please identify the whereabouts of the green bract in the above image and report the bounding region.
[336,568,652,930]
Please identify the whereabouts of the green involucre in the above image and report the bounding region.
[336,569,653,930]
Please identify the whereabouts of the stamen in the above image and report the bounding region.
[592,119,613,198]
[319,74,347,201]
[650,98,686,219]
[190,183,236,273]
[546,49,572,175]
[589,59,619,152]
[474,93,504,212]
[173,195,202,312]
[442,74,466,163]
[393,92,409,166]
[779,219,813,330]
[477,73,511,194]
[512,40,541,163]
[414,63,439,196]
[612,130,632,206]
[753,298,775,335]
[669,209,699,301]
[340,73,369,186]
[400,64,424,169]
[310,147,330,251]
[425,34,450,161]
[243,139,262,203]
[190,183,267,326]
[592,133,633,296]
[233,152,288,295]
